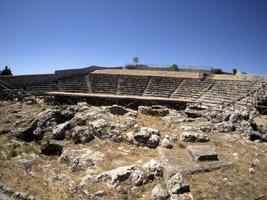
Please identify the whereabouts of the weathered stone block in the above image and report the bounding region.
[187,145,218,161]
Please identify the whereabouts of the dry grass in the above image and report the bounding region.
[187,133,267,200]
[1,101,267,200]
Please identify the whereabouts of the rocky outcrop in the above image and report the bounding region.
[180,132,209,142]
[58,148,104,172]
[161,137,173,149]
[134,127,160,148]
[71,126,94,144]
[151,184,170,200]
[214,122,236,133]
[96,165,136,187]
[52,121,71,140]
[138,105,169,117]
[167,173,190,195]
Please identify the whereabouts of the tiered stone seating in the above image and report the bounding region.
[235,82,266,108]
[143,77,183,97]
[198,80,259,107]
[117,75,149,96]
[27,83,59,94]
[89,74,118,94]
[59,76,88,93]
[171,79,213,100]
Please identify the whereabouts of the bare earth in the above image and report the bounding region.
[0,100,267,200]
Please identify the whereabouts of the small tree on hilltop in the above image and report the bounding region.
[171,64,179,71]
[0,66,13,75]
[211,67,224,74]
[133,57,139,65]
[232,68,237,75]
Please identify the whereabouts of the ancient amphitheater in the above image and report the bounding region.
[1,66,267,109]
[0,66,267,200]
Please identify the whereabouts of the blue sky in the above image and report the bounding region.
[0,0,266,75]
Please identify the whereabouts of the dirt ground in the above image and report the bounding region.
[0,101,267,200]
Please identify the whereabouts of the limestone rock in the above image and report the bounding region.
[147,134,160,148]
[58,148,104,172]
[143,159,163,177]
[108,105,129,116]
[139,105,169,117]
[236,120,253,133]
[214,122,235,133]
[199,124,212,133]
[124,117,138,129]
[170,193,193,200]
[96,165,135,187]
[125,131,135,143]
[167,173,190,195]
[52,121,71,140]
[72,126,94,144]
[180,132,209,142]
[248,132,267,142]
[184,109,202,118]
[161,137,173,149]
[90,119,108,138]
[130,169,145,186]
[187,145,218,161]
[134,127,160,148]
[151,184,170,200]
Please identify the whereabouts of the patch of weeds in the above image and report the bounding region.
[177,142,186,149]
[213,141,221,146]
[8,149,18,159]
[43,137,51,144]
[12,143,19,149]
[47,155,58,161]
[24,145,39,154]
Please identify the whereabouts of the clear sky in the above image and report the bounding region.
[0,0,266,75]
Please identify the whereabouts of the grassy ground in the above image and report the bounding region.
[0,101,267,200]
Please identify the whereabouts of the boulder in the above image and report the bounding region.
[134,127,160,148]
[151,184,170,200]
[52,121,71,140]
[124,117,138,129]
[90,119,108,138]
[236,120,253,133]
[147,134,160,149]
[125,131,135,143]
[23,96,36,105]
[72,126,94,144]
[138,105,169,117]
[108,105,129,116]
[59,148,104,172]
[134,127,153,143]
[167,173,190,195]
[32,127,44,140]
[143,159,163,177]
[199,123,212,133]
[96,165,135,187]
[170,193,193,200]
[229,111,249,123]
[130,169,145,186]
[214,122,235,133]
[180,132,209,142]
[41,140,63,156]
[161,137,173,149]
[184,109,202,118]
[248,132,267,142]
